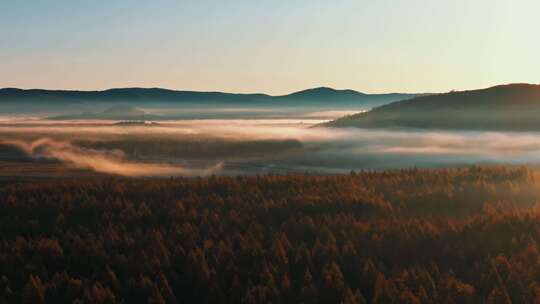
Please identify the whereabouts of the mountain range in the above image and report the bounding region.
[0,87,418,108]
[10,84,540,131]
[326,83,540,131]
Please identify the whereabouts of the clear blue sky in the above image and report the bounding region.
[1,0,538,94]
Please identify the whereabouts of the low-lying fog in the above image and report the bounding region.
[2,108,540,177]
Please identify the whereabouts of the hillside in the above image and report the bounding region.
[278,87,418,108]
[326,83,540,131]
[49,105,161,120]
[0,87,266,104]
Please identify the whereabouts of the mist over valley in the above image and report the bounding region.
[3,84,540,178]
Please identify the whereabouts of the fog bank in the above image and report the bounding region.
[0,138,222,177]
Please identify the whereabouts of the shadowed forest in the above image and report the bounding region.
[2,167,540,303]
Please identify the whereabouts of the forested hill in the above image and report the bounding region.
[0,87,417,107]
[326,83,540,131]
[0,87,267,104]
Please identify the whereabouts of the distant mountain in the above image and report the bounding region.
[279,87,417,107]
[50,105,161,120]
[0,87,267,104]
[0,87,419,108]
[325,83,540,131]
[283,87,367,100]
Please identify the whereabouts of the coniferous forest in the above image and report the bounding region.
[2,167,540,303]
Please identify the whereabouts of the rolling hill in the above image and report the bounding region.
[326,83,540,131]
[48,104,162,120]
[278,87,419,107]
[0,87,418,112]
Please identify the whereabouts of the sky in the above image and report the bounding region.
[1,0,539,95]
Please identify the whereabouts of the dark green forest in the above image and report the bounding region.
[2,167,540,303]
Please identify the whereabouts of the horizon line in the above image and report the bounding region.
[1,82,539,97]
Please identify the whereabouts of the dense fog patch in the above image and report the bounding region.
[3,118,540,175]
